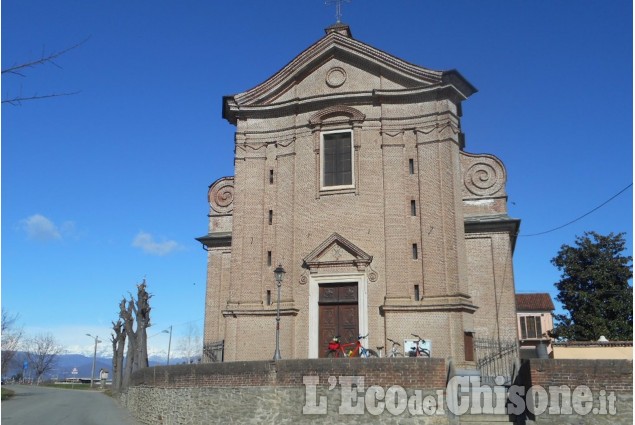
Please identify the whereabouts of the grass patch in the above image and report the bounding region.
[1,388,15,401]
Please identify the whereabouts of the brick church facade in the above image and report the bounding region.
[198,23,520,364]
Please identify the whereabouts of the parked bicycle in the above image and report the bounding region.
[326,334,378,358]
[386,338,403,357]
[375,343,385,357]
[408,334,430,357]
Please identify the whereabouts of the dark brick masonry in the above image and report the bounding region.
[130,357,448,389]
[525,359,633,393]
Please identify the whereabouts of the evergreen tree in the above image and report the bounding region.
[552,231,632,341]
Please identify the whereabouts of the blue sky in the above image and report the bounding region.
[2,1,632,357]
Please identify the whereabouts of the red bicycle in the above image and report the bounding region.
[407,333,431,357]
[326,334,378,358]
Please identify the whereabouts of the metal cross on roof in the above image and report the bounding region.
[325,0,351,23]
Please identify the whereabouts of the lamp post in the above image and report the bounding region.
[85,334,101,388]
[272,264,286,361]
[162,326,173,365]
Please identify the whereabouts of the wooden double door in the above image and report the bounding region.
[318,282,359,357]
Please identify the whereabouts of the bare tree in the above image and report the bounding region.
[131,281,152,372]
[24,333,63,384]
[116,280,152,390]
[121,297,135,388]
[110,313,126,392]
[178,323,202,364]
[1,310,23,376]
[2,38,88,105]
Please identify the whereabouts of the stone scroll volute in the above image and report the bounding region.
[460,152,507,199]
[208,177,235,215]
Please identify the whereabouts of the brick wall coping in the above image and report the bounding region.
[529,358,633,369]
[525,358,632,393]
[129,358,447,389]
[553,340,632,347]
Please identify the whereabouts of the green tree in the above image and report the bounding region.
[552,231,632,341]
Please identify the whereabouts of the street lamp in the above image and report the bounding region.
[162,326,173,365]
[272,264,286,361]
[85,334,101,388]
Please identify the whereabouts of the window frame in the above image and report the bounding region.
[519,315,543,339]
[320,129,355,191]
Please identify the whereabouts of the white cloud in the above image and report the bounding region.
[20,214,63,241]
[132,231,183,256]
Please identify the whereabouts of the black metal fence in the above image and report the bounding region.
[474,338,519,386]
[202,340,224,363]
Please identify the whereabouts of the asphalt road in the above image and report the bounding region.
[1,385,141,425]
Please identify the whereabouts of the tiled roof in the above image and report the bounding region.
[516,293,555,312]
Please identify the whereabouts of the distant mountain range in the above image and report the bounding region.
[4,352,195,380]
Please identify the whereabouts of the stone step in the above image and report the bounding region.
[453,387,510,407]
[450,387,514,424]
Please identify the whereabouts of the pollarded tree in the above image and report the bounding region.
[110,313,126,392]
[121,296,136,388]
[552,231,633,341]
[131,281,151,372]
[114,280,152,390]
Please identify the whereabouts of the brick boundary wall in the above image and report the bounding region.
[120,359,633,424]
[525,359,633,393]
[517,359,633,424]
[129,357,448,389]
[122,358,450,425]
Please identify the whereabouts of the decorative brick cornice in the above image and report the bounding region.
[464,214,520,252]
[308,105,365,126]
[223,31,476,124]
[221,308,299,318]
[195,232,231,250]
[381,293,476,313]
[303,232,373,272]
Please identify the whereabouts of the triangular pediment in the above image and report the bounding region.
[303,232,373,271]
[223,27,476,123]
